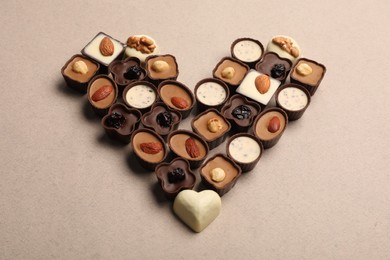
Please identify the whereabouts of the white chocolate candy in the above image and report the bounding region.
[229,136,261,163]
[266,35,301,63]
[236,70,281,106]
[196,81,227,106]
[125,34,160,63]
[83,33,124,66]
[232,40,262,62]
[173,190,221,233]
[125,84,156,109]
[277,87,308,111]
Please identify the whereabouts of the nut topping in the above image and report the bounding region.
[151,60,169,72]
[207,118,223,133]
[296,63,313,76]
[272,36,299,58]
[91,85,113,102]
[126,35,156,54]
[268,116,281,133]
[99,37,114,56]
[72,60,88,74]
[221,67,235,79]
[171,97,189,109]
[185,137,200,158]
[255,75,271,94]
[140,142,163,154]
[210,168,226,182]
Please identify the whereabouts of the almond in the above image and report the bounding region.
[255,75,271,94]
[99,37,114,56]
[171,97,189,109]
[268,116,281,133]
[91,85,113,102]
[140,142,163,154]
[185,137,200,158]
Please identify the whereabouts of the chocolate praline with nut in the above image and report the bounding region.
[221,94,261,132]
[191,109,231,150]
[101,103,141,143]
[141,102,182,140]
[252,107,288,149]
[87,75,118,117]
[158,80,195,119]
[145,54,179,85]
[236,70,281,108]
[167,130,209,169]
[265,35,301,64]
[290,58,326,96]
[131,128,167,171]
[199,154,241,196]
[124,35,160,63]
[61,54,100,93]
[213,57,249,90]
[155,158,196,199]
[81,32,124,71]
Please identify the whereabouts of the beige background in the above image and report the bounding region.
[1,0,389,259]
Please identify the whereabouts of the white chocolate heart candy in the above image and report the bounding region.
[173,190,221,233]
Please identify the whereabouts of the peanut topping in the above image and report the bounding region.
[127,35,156,54]
[272,36,299,58]
[72,60,88,74]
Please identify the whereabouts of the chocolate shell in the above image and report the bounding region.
[157,80,195,119]
[252,107,288,149]
[101,103,141,143]
[61,54,100,93]
[155,158,196,199]
[131,128,168,171]
[141,102,182,140]
[191,109,231,150]
[221,94,261,132]
[167,129,209,169]
[200,153,242,196]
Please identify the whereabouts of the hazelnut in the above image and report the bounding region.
[72,60,88,74]
[207,118,223,133]
[296,63,313,76]
[210,168,226,182]
[221,67,235,79]
[151,60,169,72]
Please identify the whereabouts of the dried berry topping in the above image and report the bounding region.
[105,111,126,129]
[156,111,173,128]
[124,65,142,80]
[167,167,185,183]
[271,64,286,78]
[232,105,251,120]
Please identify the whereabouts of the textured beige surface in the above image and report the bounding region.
[1,0,390,259]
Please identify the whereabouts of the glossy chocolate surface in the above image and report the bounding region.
[155,158,196,199]
[109,57,146,86]
[142,103,181,137]
[255,52,292,82]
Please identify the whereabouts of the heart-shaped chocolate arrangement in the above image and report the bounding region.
[61,32,326,233]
